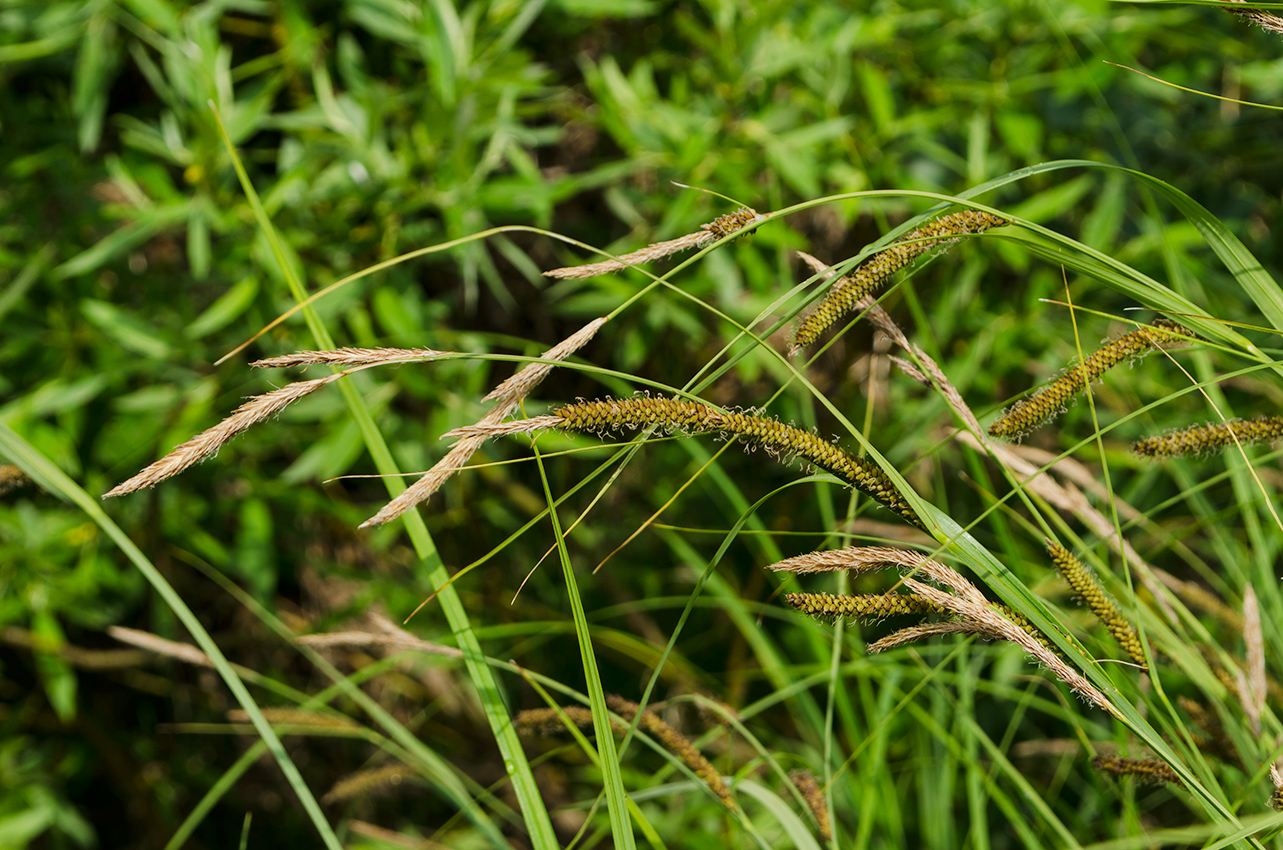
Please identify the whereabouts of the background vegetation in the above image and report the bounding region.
[3,0,1283,847]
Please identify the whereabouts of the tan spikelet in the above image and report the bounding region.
[768,546,988,605]
[789,770,831,842]
[896,577,1117,716]
[322,764,418,804]
[296,630,463,659]
[866,619,1006,652]
[544,208,763,279]
[1241,584,1265,736]
[104,373,344,497]
[251,347,449,369]
[107,625,214,668]
[1224,0,1283,35]
[360,317,607,528]
[482,317,608,403]
[226,708,359,729]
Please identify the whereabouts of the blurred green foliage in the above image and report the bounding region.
[3,0,1283,846]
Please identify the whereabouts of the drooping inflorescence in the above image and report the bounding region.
[790,210,1007,354]
[988,319,1199,440]
[551,396,923,527]
[1131,416,1283,458]
[544,207,763,279]
[1046,542,1146,668]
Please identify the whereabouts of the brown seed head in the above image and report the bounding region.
[552,396,922,527]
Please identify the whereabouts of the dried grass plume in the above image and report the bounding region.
[544,208,764,279]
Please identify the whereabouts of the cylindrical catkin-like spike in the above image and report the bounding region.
[789,770,832,842]
[791,210,1006,354]
[989,319,1198,440]
[605,695,736,812]
[552,396,922,527]
[784,592,947,623]
[1046,542,1146,667]
[1092,755,1183,787]
[516,698,736,811]
[1132,416,1283,458]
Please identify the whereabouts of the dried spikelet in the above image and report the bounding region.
[360,317,607,528]
[1224,0,1283,35]
[322,764,419,805]
[104,373,344,497]
[788,770,831,842]
[785,591,947,623]
[1270,764,1283,811]
[483,317,609,404]
[782,551,1115,714]
[227,707,359,729]
[866,618,1006,652]
[0,464,29,496]
[544,208,763,279]
[1046,543,1146,668]
[108,625,213,667]
[894,576,1118,715]
[1131,416,1283,459]
[251,347,449,369]
[515,706,600,737]
[766,546,898,575]
[1241,584,1265,736]
[296,630,464,659]
[790,210,1006,355]
[606,695,736,811]
[768,546,982,601]
[989,319,1198,440]
[1092,754,1183,787]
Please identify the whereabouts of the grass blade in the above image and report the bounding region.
[209,102,558,847]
